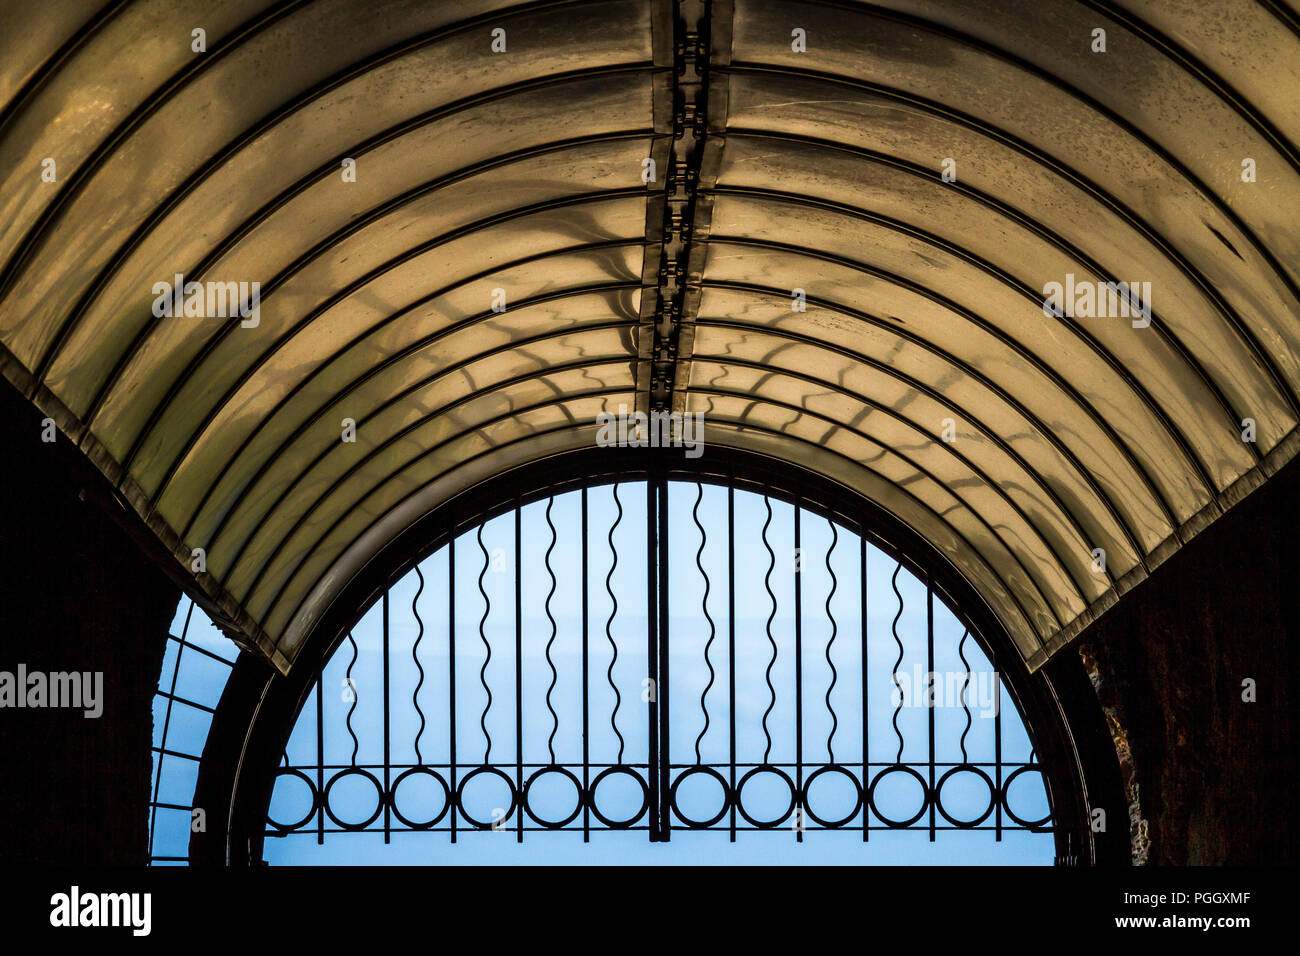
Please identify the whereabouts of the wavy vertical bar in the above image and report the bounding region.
[604,484,626,764]
[760,496,778,765]
[343,630,359,766]
[411,564,427,765]
[476,524,493,764]
[823,518,840,764]
[543,497,560,764]
[957,629,973,764]
[692,482,717,765]
[889,563,906,765]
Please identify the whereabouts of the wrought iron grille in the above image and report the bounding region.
[265,478,1053,855]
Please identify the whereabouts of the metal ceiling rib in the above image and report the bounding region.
[1,0,1297,673]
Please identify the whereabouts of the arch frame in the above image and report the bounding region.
[191,443,1129,865]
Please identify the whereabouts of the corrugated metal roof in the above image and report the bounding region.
[2,0,1297,672]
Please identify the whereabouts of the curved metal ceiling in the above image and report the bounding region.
[2,0,1297,673]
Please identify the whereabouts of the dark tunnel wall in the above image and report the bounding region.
[1077,451,1300,865]
[0,375,178,865]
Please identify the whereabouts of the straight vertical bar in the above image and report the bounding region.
[449,538,458,844]
[794,500,803,843]
[582,487,591,842]
[657,476,671,841]
[383,586,391,844]
[515,501,524,843]
[995,672,1003,841]
[927,579,936,842]
[728,482,737,842]
[646,478,661,841]
[316,665,324,846]
[860,534,868,842]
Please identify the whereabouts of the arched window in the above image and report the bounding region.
[149,598,237,865]
[259,476,1054,863]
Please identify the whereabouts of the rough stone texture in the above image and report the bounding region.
[1077,641,1149,863]
[0,378,178,864]
[1076,455,1300,865]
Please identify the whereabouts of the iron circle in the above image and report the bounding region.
[934,763,996,828]
[456,765,519,830]
[389,766,451,829]
[523,765,585,829]
[735,764,797,829]
[669,766,732,828]
[266,768,319,832]
[1000,765,1053,829]
[589,765,650,828]
[322,767,384,830]
[802,763,864,829]
[867,764,931,828]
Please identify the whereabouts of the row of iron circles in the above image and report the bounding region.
[668,763,1053,830]
[266,765,654,832]
[268,763,1051,832]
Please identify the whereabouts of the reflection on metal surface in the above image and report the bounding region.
[1,0,1297,673]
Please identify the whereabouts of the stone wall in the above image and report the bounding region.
[0,377,177,864]
[1075,455,1300,864]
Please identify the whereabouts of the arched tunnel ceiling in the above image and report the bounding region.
[2,0,1298,673]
